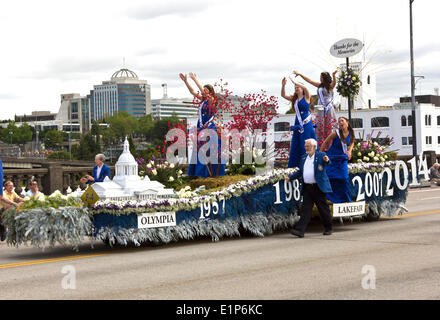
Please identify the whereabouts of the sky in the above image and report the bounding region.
[0,0,439,119]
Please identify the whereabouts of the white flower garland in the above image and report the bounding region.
[89,162,398,216]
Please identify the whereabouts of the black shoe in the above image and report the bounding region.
[290,229,304,238]
[323,229,333,236]
[0,224,6,242]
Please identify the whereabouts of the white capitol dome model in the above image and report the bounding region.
[91,137,175,201]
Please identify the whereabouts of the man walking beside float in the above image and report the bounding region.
[286,138,333,238]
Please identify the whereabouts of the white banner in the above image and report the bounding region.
[138,211,176,229]
[333,201,366,218]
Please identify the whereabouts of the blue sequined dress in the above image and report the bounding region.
[325,132,352,203]
[187,100,225,177]
[287,97,317,169]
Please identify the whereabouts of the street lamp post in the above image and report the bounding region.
[415,75,425,95]
[409,0,417,158]
[36,130,39,153]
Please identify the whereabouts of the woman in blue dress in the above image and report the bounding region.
[180,72,225,177]
[320,117,355,203]
[281,77,317,169]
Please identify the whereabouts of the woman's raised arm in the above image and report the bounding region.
[180,73,201,99]
[320,132,337,152]
[293,71,320,88]
[281,77,293,101]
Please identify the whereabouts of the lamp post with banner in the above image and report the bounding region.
[330,38,364,123]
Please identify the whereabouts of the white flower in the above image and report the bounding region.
[374,156,379,161]
[49,190,62,198]
[384,155,388,159]
[169,176,175,182]
[146,164,152,168]
[373,142,378,146]
[152,169,158,176]
[170,163,175,169]
[380,157,385,162]
[357,152,362,157]
[23,196,31,201]
[363,156,370,161]
[178,170,183,176]
[357,159,363,163]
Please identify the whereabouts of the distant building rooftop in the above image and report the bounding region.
[400,95,440,107]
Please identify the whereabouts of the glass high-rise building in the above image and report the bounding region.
[91,68,151,120]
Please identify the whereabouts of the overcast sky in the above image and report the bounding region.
[0,0,439,119]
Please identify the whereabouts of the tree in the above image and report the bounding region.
[150,113,181,146]
[136,114,155,141]
[16,123,33,144]
[0,122,33,145]
[72,132,101,161]
[107,112,139,140]
[44,130,63,150]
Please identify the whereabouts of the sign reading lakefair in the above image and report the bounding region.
[330,38,363,58]
[333,201,366,218]
[138,211,177,229]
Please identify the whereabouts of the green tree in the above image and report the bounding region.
[0,122,32,145]
[72,132,101,161]
[0,122,16,144]
[136,114,155,141]
[16,123,33,144]
[107,112,139,140]
[44,130,63,150]
[150,113,181,146]
[47,150,73,160]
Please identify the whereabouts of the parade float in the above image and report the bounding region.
[1,75,426,251]
[1,136,418,251]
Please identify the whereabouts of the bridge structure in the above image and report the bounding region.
[1,157,115,195]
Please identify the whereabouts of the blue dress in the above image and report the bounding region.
[325,132,352,203]
[188,100,225,178]
[287,97,317,169]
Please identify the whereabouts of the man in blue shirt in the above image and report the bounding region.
[286,138,333,237]
[80,154,111,184]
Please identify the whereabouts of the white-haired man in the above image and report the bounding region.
[81,154,111,184]
[286,138,333,237]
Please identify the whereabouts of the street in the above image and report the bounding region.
[0,186,439,300]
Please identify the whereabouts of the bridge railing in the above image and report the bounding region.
[3,163,115,195]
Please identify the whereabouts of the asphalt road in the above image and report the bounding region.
[0,186,439,300]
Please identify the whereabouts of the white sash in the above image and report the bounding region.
[336,130,348,154]
[294,99,306,133]
[318,87,334,117]
[198,100,214,128]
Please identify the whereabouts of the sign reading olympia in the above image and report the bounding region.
[137,211,177,229]
[330,38,363,58]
